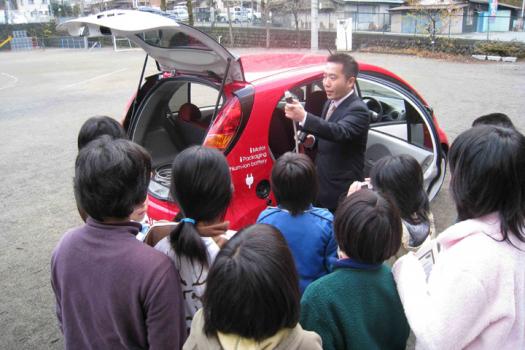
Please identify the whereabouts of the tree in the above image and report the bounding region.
[407,1,461,51]
[160,0,166,11]
[186,0,194,26]
[225,0,234,46]
[261,0,273,48]
[284,0,305,48]
[51,1,74,17]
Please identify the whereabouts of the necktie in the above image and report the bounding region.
[325,102,336,121]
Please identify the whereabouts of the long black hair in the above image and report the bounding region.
[449,125,525,243]
[370,154,429,225]
[169,146,232,267]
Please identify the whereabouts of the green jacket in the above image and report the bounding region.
[300,261,409,350]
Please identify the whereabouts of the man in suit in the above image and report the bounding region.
[285,53,370,212]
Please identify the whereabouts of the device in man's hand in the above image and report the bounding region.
[284,90,295,104]
[297,131,307,143]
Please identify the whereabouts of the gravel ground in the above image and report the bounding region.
[0,48,524,349]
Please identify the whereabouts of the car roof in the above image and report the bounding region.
[240,53,428,104]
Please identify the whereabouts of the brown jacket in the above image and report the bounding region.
[183,309,322,350]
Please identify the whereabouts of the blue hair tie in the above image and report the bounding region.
[181,218,196,224]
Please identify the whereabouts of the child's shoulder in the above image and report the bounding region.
[257,206,284,222]
[307,207,334,223]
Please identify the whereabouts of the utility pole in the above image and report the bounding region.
[5,0,10,25]
[311,0,318,50]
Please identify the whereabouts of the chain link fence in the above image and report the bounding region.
[188,11,525,44]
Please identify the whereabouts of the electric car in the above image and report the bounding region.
[60,10,449,229]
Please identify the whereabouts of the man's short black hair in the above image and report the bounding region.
[270,152,318,215]
[77,116,127,150]
[472,113,515,129]
[203,224,300,341]
[335,189,402,264]
[327,53,359,80]
[74,136,151,221]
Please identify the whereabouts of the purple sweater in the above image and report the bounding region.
[51,218,186,349]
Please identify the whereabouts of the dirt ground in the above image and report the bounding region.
[0,48,524,349]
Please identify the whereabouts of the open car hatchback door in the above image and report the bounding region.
[58,9,245,83]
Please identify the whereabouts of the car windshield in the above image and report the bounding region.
[136,29,209,49]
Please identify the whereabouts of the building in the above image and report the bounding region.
[389,0,522,34]
[270,0,403,31]
[1,0,52,23]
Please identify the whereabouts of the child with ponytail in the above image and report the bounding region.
[154,146,233,333]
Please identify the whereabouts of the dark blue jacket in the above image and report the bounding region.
[302,92,370,211]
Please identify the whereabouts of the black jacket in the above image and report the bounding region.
[302,92,370,211]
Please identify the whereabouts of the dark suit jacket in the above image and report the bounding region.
[302,91,370,211]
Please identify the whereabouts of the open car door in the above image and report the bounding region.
[357,73,445,200]
[58,9,245,83]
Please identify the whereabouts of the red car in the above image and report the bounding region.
[61,10,448,229]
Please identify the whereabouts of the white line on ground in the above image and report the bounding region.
[60,68,127,90]
[0,72,19,91]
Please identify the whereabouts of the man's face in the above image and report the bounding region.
[323,62,355,101]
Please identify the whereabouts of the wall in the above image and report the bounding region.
[1,22,524,57]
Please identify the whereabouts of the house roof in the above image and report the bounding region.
[341,0,404,4]
[467,0,521,10]
[390,0,520,11]
[389,3,467,11]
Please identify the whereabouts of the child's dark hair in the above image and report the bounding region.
[77,116,127,150]
[271,152,318,215]
[370,154,429,225]
[169,146,232,267]
[472,113,514,129]
[335,189,402,264]
[74,136,151,221]
[203,224,300,341]
[449,125,525,243]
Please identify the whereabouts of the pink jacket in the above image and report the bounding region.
[393,212,525,350]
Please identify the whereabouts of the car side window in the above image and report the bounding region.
[357,77,432,152]
[190,84,221,110]
[168,82,189,112]
[167,82,222,117]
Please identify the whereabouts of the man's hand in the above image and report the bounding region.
[302,134,315,148]
[347,178,372,197]
[285,100,306,123]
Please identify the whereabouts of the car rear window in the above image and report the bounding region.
[136,29,209,49]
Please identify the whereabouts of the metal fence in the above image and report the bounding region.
[195,12,525,42]
[2,11,524,52]
[4,35,140,50]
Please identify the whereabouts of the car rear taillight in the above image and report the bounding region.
[203,97,242,151]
